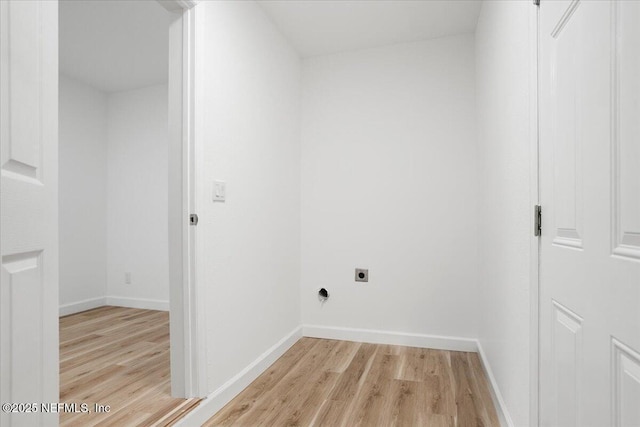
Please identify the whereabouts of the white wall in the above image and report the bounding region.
[59,75,108,313]
[476,2,532,426]
[106,84,169,309]
[195,1,302,392]
[59,78,169,314]
[300,34,479,340]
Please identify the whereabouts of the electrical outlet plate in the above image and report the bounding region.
[355,268,368,282]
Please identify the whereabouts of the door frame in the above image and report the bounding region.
[162,0,207,398]
[529,2,540,425]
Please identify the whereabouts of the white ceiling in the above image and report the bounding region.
[258,0,483,58]
[59,0,172,93]
[59,1,481,91]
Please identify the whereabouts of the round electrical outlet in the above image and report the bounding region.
[355,268,368,282]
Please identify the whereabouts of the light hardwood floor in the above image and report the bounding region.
[59,306,200,426]
[205,338,499,427]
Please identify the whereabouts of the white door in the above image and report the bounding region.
[0,1,59,426]
[539,0,640,426]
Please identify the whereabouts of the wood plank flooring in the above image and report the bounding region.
[59,306,200,426]
[204,338,499,427]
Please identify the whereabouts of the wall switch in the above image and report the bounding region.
[125,272,132,284]
[213,180,226,202]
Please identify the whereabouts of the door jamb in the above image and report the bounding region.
[163,0,206,398]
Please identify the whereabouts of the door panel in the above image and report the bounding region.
[0,1,58,426]
[612,339,640,427]
[4,1,42,178]
[539,1,640,426]
[551,301,583,427]
[612,0,640,261]
[550,0,583,250]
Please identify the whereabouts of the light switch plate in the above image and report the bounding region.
[213,180,226,202]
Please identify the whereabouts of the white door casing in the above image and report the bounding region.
[149,0,205,399]
[0,1,59,426]
[539,0,640,426]
[163,0,206,398]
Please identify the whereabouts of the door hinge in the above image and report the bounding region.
[534,205,542,236]
[190,213,199,226]
[533,0,540,6]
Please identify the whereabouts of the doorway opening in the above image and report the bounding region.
[57,0,200,423]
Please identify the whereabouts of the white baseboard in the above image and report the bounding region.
[302,324,478,352]
[176,325,303,426]
[476,340,514,427]
[59,297,106,317]
[59,296,169,316]
[105,296,169,311]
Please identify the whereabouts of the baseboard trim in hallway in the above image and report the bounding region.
[176,325,304,426]
[178,324,514,426]
[303,324,478,352]
[476,341,514,427]
[105,296,169,311]
[59,297,169,316]
[59,297,107,316]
